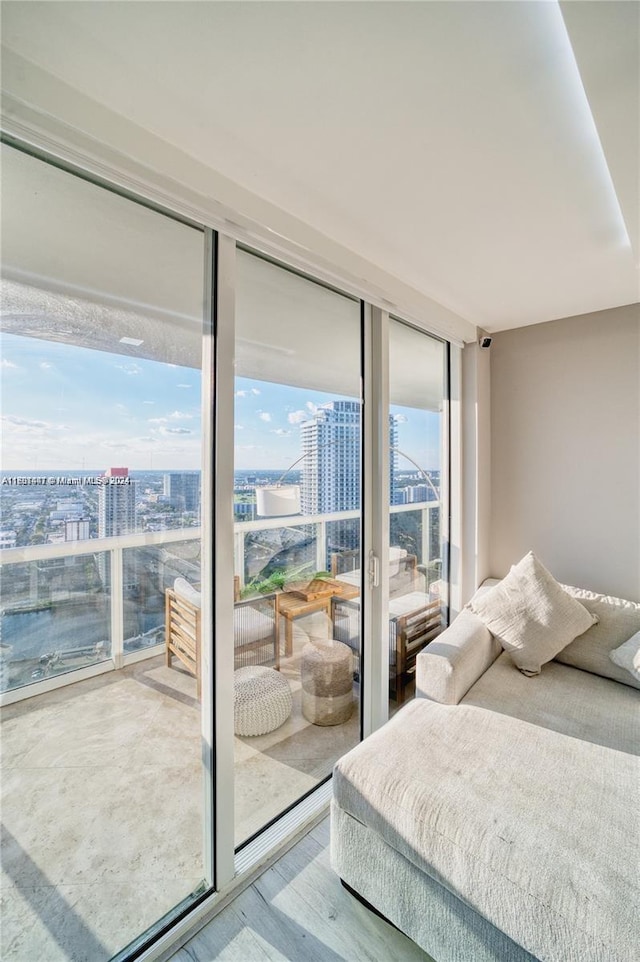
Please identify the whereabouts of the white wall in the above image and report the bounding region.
[489,303,640,601]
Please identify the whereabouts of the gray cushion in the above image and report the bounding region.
[234,605,275,645]
[416,608,500,705]
[463,651,640,755]
[555,585,640,690]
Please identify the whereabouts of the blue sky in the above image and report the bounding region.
[234,377,442,472]
[1,334,441,472]
[1,334,201,471]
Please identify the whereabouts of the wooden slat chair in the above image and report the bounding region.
[389,596,442,702]
[165,586,202,696]
[331,592,443,704]
[165,577,280,695]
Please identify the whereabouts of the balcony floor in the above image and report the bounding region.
[0,620,360,961]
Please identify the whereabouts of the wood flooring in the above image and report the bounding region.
[171,817,434,962]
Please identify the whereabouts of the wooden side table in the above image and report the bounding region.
[277,578,360,656]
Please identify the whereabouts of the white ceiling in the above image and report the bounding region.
[1,0,638,334]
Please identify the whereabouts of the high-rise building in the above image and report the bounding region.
[299,402,398,515]
[98,467,136,538]
[163,472,201,516]
[389,417,398,504]
[299,401,359,515]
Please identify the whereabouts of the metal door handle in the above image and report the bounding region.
[368,550,379,588]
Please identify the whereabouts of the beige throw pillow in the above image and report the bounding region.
[468,552,598,675]
[609,632,640,683]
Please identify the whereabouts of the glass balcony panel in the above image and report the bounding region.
[123,538,200,654]
[0,555,111,692]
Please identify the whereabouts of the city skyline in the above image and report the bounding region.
[1,333,442,472]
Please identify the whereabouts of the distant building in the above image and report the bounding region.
[50,500,84,521]
[98,467,136,538]
[163,472,201,516]
[0,530,17,549]
[64,519,90,542]
[234,501,256,520]
[399,482,437,504]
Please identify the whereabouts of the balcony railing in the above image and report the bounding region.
[0,501,439,704]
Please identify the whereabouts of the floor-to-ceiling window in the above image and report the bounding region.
[387,318,448,711]
[0,143,211,960]
[233,250,363,845]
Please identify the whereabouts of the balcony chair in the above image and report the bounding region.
[331,591,442,703]
[329,548,442,702]
[165,576,280,696]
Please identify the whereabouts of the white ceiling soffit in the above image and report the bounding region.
[1,1,638,334]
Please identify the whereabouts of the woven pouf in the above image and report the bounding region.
[301,640,353,726]
[234,666,292,736]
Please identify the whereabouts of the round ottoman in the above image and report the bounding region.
[301,640,353,726]
[234,666,292,736]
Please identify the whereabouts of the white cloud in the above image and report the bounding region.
[176,383,192,389]
[251,388,261,395]
[305,401,331,416]
[148,417,168,424]
[2,415,49,430]
[393,414,408,423]
[235,424,245,430]
[258,412,272,422]
[168,410,193,420]
[143,400,155,405]
[115,362,142,376]
[1,359,18,369]
[272,428,291,436]
[160,426,192,435]
[39,361,53,371]
[235,389,248,398]
[287,410,308,424]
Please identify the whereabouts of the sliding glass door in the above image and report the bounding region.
[0,144,210,960]
[233,250,363,845]
[387,319,448,711]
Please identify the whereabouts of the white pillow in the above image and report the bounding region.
[609,632,640,682]
[389,546,407,577]
[173,577,201,608]
[468,551,598,676]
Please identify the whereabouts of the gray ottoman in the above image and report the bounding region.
[301,640,353,726]
[234,666,292,736]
